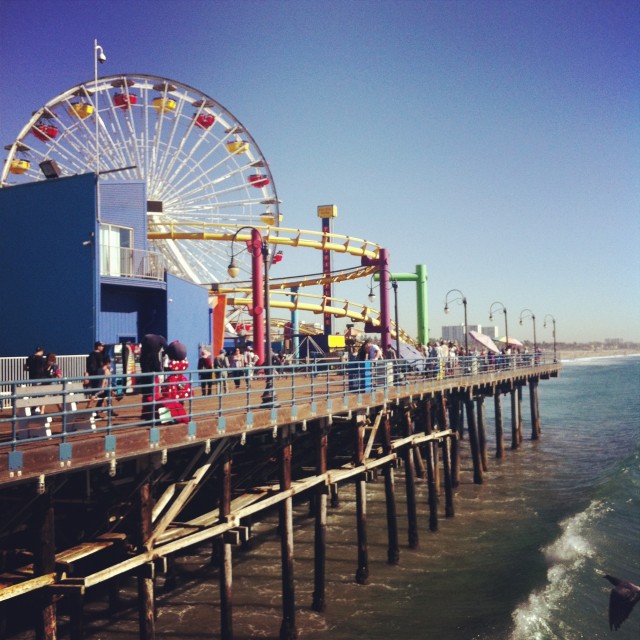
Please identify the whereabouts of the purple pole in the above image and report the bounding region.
[379,248,391,351]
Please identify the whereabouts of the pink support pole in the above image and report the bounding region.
[250,230,265,366]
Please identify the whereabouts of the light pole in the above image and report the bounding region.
[543,314,557,362]
[489,301,509,353]
[228,227,276,405]
[391,279,401,358]
[94,40,106,178]
[519,309,537,353]
[444,289,468,354]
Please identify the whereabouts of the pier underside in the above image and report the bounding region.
[0,364,558,639]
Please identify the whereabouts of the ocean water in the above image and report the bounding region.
[67,356,640,639]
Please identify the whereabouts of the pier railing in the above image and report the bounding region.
[0,354,558,452]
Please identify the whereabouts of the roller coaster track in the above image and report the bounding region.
[226,289,419,347]
[147,222,381,261]
[149,221,418,345]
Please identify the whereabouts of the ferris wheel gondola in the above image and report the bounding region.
[1,74,281,284]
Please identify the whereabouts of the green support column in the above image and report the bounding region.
[376,264,428,345]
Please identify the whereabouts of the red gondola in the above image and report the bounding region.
[114,93,138,110]
[248,174,270,188]
[194,114,215,129]
[32,124,58,142]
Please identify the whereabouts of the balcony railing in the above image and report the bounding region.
[100,245,165,281]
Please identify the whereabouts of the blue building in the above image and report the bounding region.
[0,172,210,361]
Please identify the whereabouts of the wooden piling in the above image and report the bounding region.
[69,592,84,640]
[494,392,504,458]
[510,388,519,449]
[517,385,524,444]
[449,396,462,487]
[136,480,155,640]
[476,396,489,472]
[312,422,328,611]
[279,429,297,639]
[381,412,400,564]
[33,490,57,640]
[529,378,541,439]
[402,407,419,549]
[219,450,233,640]
[330,483,340,508]
[464,397,484,484]
[353,417,370,583]
[441,435,455,518]
[424,434,439,531]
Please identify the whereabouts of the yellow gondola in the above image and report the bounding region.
[69,102,94,119]
[226,140,248,155]
[10,159,30,174]
[153,97,177,114]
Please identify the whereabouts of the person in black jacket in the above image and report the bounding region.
[24,346,47,382]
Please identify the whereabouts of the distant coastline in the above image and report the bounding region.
[558,349,639,361]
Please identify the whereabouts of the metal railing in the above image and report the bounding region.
[0,354,558,451]
[100,245,165,281]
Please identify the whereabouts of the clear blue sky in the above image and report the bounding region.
[1,0,638,343]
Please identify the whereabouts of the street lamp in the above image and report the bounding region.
[391,279,401,359]
[444,289,468,354]
[228,227,276,406]
[489,301,509,353]
[519,308,537,353]
[543,314,557,362]
[94,39,106,177]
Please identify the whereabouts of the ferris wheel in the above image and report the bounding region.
[1,74,281,284]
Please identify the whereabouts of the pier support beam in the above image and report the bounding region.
[279,429,297,639]
[465,397,483,485]
[440,395,457,488]
[442,435,455,518]
[33,490,57,640]
[402,407,419,549]
[449,396,462,488]
[381,412,400,564]
[476,396,488,472]
[136,480,155,640]
[494,393,504,458]
[312,421,328,611]
[219,450,233,640]
[354,417,370,583]
[424,434,439,531]
[529,378,541,439]
[517,385,524,444]
[69,592,85,640]
[510,388,519,449]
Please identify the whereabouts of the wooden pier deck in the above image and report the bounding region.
[0,357,560,639]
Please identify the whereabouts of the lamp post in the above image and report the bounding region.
[543,314,557,362]
[519,308,537,353]
[94,40,106,177]
[391,279,401,358]
[228,227,276,405]
[444,289,468,354]
[489,301,509,354]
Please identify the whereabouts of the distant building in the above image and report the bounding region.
[441,324,498,343]
[604,338,622,347]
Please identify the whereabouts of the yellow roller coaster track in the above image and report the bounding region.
[226,289,419,347]
[148,221,418,346]
[147,222,381,261]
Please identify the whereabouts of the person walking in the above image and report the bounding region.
[198,349,214,396]
[243,346,259,389]
[214,348,230,393]
[230,347,244,389]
